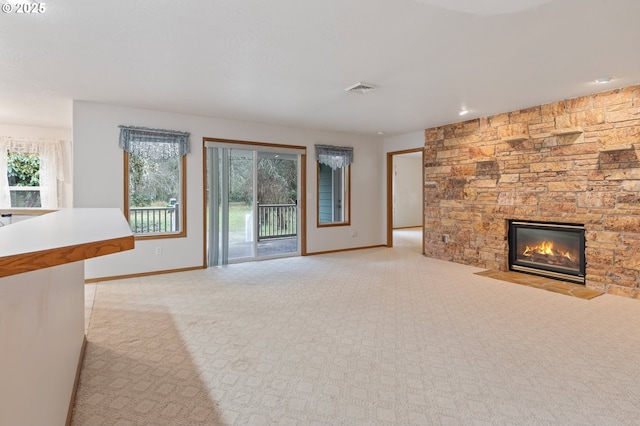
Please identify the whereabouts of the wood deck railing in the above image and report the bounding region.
[129,204,179,234]
[258,203,296,240]
[129,203,292,237]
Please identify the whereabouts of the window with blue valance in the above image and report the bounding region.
[314,144,352,226]
[119,125,189,237]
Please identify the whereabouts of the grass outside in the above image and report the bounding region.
[227,202,252,243]
[228,202,251,232]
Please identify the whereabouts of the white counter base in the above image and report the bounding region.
[0,261,84,426]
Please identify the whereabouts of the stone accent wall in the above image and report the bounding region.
[423,85,640,298]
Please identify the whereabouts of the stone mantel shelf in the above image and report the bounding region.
[501,135,530,143]
[551,127,584,136]
[0,208,134,278]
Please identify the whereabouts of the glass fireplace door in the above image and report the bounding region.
[509,220,586,284]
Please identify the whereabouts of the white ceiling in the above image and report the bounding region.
[1,0,640,136]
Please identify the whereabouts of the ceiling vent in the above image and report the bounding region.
[345,82,377,94]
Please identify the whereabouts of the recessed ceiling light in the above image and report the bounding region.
[459,109,469,116]
[595,76,613,84]
[377,131,385,135]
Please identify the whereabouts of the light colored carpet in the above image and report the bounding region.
[72,229,640,425]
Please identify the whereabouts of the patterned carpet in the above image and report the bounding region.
[72,229,640,425]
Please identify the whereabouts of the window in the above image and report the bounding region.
[119,126,190,238]
[7,152,41,207]
[0,138,64,209]
[315,144,352,226]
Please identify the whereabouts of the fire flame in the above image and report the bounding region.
[522,241,572,261]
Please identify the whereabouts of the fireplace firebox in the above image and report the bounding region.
[508,220,586,284]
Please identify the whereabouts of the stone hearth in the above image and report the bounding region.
[423,85,640,298]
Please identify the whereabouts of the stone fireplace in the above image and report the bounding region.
[423,85,640,298]
[508,220,585,284]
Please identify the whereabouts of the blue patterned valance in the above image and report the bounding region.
[315,144,353,170]
[118,125,190,161]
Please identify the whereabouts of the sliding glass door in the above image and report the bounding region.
[206,142,303,265]
[207,148,255,264]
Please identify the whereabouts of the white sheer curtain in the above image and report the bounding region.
[314,144,354,170]
[0,137,65,209]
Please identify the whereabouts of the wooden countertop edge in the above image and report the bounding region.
[0,235,135,278]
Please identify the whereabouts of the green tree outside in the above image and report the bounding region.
[7,152,40,186]
[6,152,41,207]
[128,154,179,207]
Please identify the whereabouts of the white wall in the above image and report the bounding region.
[0,261,84,426]
[0,123,71,140]
[393,155,422,228]
[73,101,384,279]
[383,130,424,154]
[0,123,74,208]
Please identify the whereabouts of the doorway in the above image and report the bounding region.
[204,139,306,265]
[386,148,424,253]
